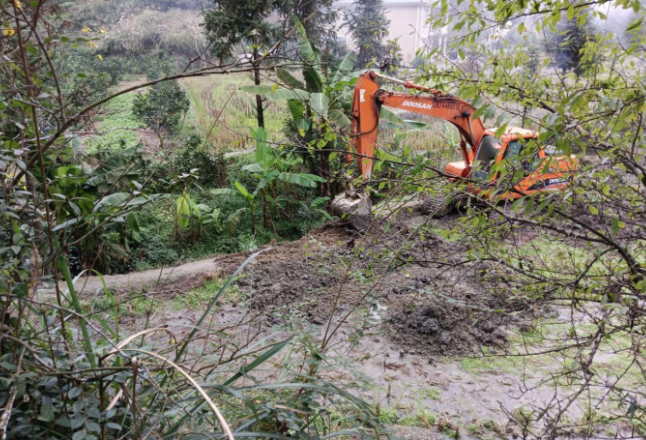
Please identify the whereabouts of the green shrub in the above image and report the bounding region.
[377,407,399,424]
[132,79,190,137]
[175,135,227,187]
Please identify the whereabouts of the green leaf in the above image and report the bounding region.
[524,198,535,216]
[94,192,130,211]
[303,68,324,93]
[294,18,314,60]
[126,212,139,232]
[277,68,305,89]
[256,170,280,194]
[297,118,311,134]
[52,218,81,232]
[287,100,304,121]
[329,109,351,129]
[380,107,406,125]
[58,257,96,369]
[223,208,246,234]
[472,104,490,120]
[403,120,427,130]
[611,217,619,236]
[252,127,274,169]
[38,404,55,422]
[310,93,329,118]
[235,181,254,202]
[588,205,599,215]
[278,172,326,188]
[242,163,265,173]
[176,193,192,229]
[332,51,357,83]
[311,197,330,208]
[12,283,28,298]
[223,338,292,386]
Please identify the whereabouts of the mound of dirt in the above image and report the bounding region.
[389,297,477,355]
[224,213,516,356]
[387,296,510,356]
[237,258,346,322]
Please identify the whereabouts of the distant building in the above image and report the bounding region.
[336,0,446,63]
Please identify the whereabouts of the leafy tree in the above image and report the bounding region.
[132,79,190,146]
[212,127,327,234]
[241,22,422,197]
[283,0,341,63]
[382,38,403,73]
[546,11,597,76]
[241,21,356,197]
[203,0,280,128]
[344,0,390,68]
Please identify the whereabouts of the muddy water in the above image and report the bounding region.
[132,303,567,439]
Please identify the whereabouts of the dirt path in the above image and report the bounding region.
[60,220,342,295]
[61,256,224,294]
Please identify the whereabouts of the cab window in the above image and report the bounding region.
[504,139,540,173]
[472,135,501,181]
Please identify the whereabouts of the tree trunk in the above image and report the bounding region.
[250,205,256,236]
[253,46,265,129]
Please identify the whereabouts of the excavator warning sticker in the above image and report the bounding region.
[360,89,365,103]
[402,101,433,110]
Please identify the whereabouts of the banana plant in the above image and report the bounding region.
[210,181,261,235]
[240,19,356,135]
[240,19,423,198]
[246,127,326,227]
[212,127,326,235]
[175,191,221,243]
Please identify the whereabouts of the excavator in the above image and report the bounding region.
[331,70,578,229]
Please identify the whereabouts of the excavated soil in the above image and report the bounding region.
[226,210,518,356]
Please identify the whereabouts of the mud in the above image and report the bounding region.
[223,211,516,357]
[388,298,480,356]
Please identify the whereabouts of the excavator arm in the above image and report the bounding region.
[350,70,486,180]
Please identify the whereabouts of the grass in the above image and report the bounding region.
[83,92,143,151]
[179,73,288,150]
[459,351,528,375]
[398,410,436,428]
[87,277,244,318]
[377,407,399,424]
[169,278,244,311]
[424,387,442,401]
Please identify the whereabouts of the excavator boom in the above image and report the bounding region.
[350,71,486,179]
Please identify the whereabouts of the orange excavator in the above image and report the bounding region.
[332,70,578,228]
